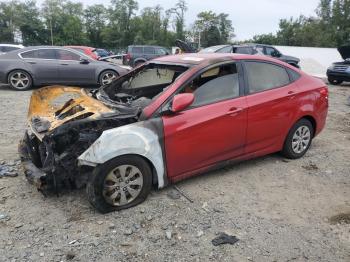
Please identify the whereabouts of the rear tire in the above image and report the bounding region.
[328,78,343,85]
[86,155,152,213]
[8,70,33,90]
[281,119,314,159]
[99,70,119,86]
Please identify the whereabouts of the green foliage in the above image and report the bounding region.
[252,0,350,47]
[193,11,234,48]
[0,0,196,50]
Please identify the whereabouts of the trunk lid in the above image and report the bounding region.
[338,46,350,60]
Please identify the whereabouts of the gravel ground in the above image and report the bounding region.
[0,83,349,262]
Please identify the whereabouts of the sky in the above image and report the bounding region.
[29,0,321,40]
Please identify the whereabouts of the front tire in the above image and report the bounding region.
[8,70,33,90]
[328,78,343,85]
[86,155,152,213]
[281,119,314,159]
[99,70,118,86]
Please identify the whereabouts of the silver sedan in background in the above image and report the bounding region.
[0,46,130,90]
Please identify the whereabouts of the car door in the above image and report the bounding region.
[55,49,96,84]
[162,62,247,180]
[243,61,300,155]
[20,48,59,84]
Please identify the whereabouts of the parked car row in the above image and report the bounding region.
[0,46,131,90]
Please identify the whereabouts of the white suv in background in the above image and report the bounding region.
[0,44,24,55]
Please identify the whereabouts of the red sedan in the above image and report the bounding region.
[20,53,328,213]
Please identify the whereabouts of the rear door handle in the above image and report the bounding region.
[226,107,243,116]
[27,61,36,64]
[60,63,69,66]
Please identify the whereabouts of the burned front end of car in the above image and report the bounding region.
[18,86,139,193]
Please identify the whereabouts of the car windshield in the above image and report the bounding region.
[99,63,190,103]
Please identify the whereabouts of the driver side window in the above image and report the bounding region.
[180,63,240,108]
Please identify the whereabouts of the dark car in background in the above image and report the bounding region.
[327,46,350,85]
[0,46,130,90]
[200,44,301,68]
[123,45,170,67]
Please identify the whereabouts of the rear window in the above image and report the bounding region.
[131,47,143,53]
[245,61,290,94]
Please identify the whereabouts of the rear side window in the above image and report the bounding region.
[155,48,168,55]
[245,61,290,94]
[181,63,240,107]
[131,47,143,53]
[21,50,38,58]
[144,47,155,54]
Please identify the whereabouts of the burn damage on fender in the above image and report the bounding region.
[19,63,188,193]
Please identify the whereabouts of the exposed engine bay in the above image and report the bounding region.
[19,62,189,193]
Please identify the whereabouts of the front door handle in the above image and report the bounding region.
[288,90,296,99]
[27,61,36,64]
[60,63,69,66]
[226,107,243,116]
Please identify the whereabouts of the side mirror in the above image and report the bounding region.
[171,93,194,113]
[272,51,281,57]
[80,57,90,64]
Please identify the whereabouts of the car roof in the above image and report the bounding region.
[65,45,95,50]
[152,53,280,66]
[128,45,166,49]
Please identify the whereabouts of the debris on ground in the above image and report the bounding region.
[0,213,10,221]
[167,190,181,200]
[0,161,19,178]
[211,233,239,246]
[174,186,194,203]
[302,162,319,171]
[329,212,350,225]
[165,230,172,240]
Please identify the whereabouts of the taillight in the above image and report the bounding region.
[319,87,329,101]
[126,53,131,61]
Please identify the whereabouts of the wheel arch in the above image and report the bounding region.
[78,120,167,189]
[298,115,317,137]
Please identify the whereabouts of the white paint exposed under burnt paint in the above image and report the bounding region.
[78,121,165,188]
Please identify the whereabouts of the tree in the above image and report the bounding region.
[85,4,107,47]
[168,0,187,40]
[193,11,234,47]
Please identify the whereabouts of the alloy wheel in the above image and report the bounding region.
[103,165,144,206]
[291,126,311,154]
[101,72,117,85]
[10,72,30,90]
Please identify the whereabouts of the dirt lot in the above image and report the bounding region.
[0,83,349,262]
